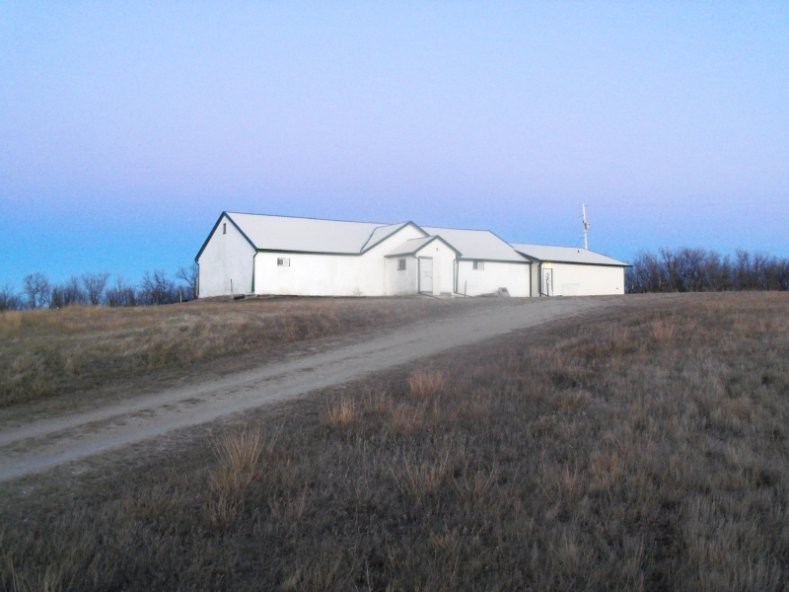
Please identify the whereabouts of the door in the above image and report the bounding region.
[418,257,433,293]
[542,267,553,296]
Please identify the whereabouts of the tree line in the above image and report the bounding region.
[626,248,789,293]
[2,248,786,310]
[0,265,198,311]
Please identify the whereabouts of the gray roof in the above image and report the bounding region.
[386,235,460,257]
[226,212,414,254]
[386,236,436,257]
[423,227,526,262]
[217,213,619,266]
[512,243,627,266]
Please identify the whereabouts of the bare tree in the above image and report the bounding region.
[139,270,179,305]
[23,273,51,309]
[627,248,789,293]
[0,285,21,311]
[106,277,138,307]
[50,276,86,308]
[176,264,198,301]
[82,272,110,305]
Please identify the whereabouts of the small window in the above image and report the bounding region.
[222,223,227,235]
[277,257,290,267]
[398,258,407,271]
[473,260,484,270]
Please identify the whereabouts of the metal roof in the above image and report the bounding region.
[512,243,627,266]
[386,236,436,257]
[219,213,613,266]
[423,227,526,262]
[226,213,414,254]
[386,235,460,257]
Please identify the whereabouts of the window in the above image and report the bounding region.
[398,258,407,271]
[473,260,484,270]
[277,257,290,267]
[222,223,227,235]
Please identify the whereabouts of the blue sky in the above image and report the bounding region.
[1,2,787,291]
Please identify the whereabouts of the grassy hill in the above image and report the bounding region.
[1,293,787,591]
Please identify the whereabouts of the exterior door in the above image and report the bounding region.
[542,267,553,296]
[419,257,433,293]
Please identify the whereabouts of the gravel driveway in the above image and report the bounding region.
[0,296,625,483]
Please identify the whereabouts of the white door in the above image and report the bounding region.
[419,257,433,293]
[542,268,553,296]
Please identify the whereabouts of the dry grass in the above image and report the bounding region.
[1,292,787,591]
[0,297,458,409]
[207,429,264,528]
[321,397,357,429]
[407,368,447,398]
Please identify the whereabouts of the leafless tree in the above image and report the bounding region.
[627,248,789,293]
[139,270,179,305]
[50,276,86,308]
[23,273,51,309]
[82,272,110,305]
[0,285,21,311]
[176,264,198,301]
[106,277,138,307]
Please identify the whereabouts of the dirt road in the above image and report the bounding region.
[0,297,625,483]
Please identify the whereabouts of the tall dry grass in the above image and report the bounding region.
[1,292,787,591]
[0,297,456,409]
[207,429,264,528]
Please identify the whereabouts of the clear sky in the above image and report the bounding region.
[1,2,787,291]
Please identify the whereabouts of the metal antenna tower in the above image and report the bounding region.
[582,203,590,250]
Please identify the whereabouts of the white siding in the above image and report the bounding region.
[542,263,624,296]
[385,256,418,295]
[414,241,456,295]
[253,224,426,296]
[456,260,531,297]
[255,252,359,295]
[197,216,256,297]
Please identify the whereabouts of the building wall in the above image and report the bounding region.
[531,263,541,296]
[197,215,256,297]
[253,225,426,296]
[542,263,625,296]
[414,241,457,295]
[456,260,531,297]
[254,252,359,295]
[385,256,418,295]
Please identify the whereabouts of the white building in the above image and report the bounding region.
[196,212,627,298]
[512,243,627,296]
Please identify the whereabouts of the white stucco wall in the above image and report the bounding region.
[197,215,256,297]
[541,263,625,296]
[253,224,426,296]
[456,260,531,297]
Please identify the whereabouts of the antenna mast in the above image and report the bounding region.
[582,203,590,250]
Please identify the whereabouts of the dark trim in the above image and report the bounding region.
[360,221,426,253]
[384,235,462,258]
[515,255,629,268]
[194,211,257,262]
[255,248,364,257]
[457,257,531,265]
[417,256,433,294]
[424,226,528,263]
